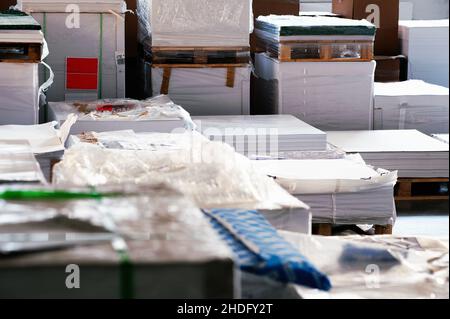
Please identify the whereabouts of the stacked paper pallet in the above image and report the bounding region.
[137,0,252,116]
[327,130,450,178]
[374,80,449,134]
[194,115,328,157]
[253,156,397,229]
[0,10,46,125]
[399,19,449,87]
[253,15,377,130]
[17,0,127,101]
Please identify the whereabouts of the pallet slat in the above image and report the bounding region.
[395,178,449,201]
[0,42,42,63]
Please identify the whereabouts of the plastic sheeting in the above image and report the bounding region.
[151,66,251,116]
[253,156,397,225]
[137,0,253,47]
[48,95,195,134]
[254,53,375,131]
[53,132,307,212]
[281,231,449,299]
[374,80,449,134]
[0,184,235,298]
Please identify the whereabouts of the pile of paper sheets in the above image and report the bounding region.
[254,53,376,131]
[0,184,235,298]
[399,19,449,87]
[194,115,328,156]
[253,156,397,225]
[136,0,252,47]
[374,80,449,134]
[0,140,45,184]
[151,66,251,116]
[47,95,195,135]
[327,130,450,178]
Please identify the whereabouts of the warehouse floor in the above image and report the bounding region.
[395,201,449,238]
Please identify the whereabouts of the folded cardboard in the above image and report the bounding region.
[327,130,450,178]
[374,80,449,134]
[399,19,449,88]
[254,53,375,131]
[332,0,400,56]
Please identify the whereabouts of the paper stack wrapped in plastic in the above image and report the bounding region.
[0,184,236,298]
[253,156,398,226]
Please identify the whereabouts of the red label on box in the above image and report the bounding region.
[66,57,99,90]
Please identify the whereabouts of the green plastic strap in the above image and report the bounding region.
[0,189,121,201]
[98,13,103,99]
[117,249,134,299]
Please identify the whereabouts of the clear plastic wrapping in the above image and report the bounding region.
[48,95,195,131]
[137,0,253,47]
[281,231,449,299]
[53,132,306,211]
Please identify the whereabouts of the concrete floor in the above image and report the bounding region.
[395,201,449,238]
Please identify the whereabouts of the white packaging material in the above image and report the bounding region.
[327,130,450,178]
[433,134,449,144]
[282,232,449,299]
[0,115,75,154]
[137,0,252,47]
[194,115,327,156]
[374,80,449,134]
[152,66,251,116]
[18,1,127,101]
[254,157,397,225]
[53,132,308,213]
[0,140,46,184]
[47,95,195,135]
[0,63,40,125]
[254,53,376,131]
[399,20,449,87]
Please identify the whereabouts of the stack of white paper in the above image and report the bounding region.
[254,53,376,131]
[374,80,449,134]
[399,20,449,87]
[194,115,327,156]
[0,140,45,184]
[136,0,252,47]
[327,130,450,178]
[253,157,397,226]
[151,66,251,116]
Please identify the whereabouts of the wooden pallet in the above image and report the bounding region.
[260,39,374,62]
[152,63,247,95]
[313,224,393,236]
[395,178,449,201]
[0,42,42,63]
[151,46,250,65]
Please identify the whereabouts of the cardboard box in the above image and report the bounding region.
[332,0,400,56]
[251,0,300,52]
[375,55,407,82]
